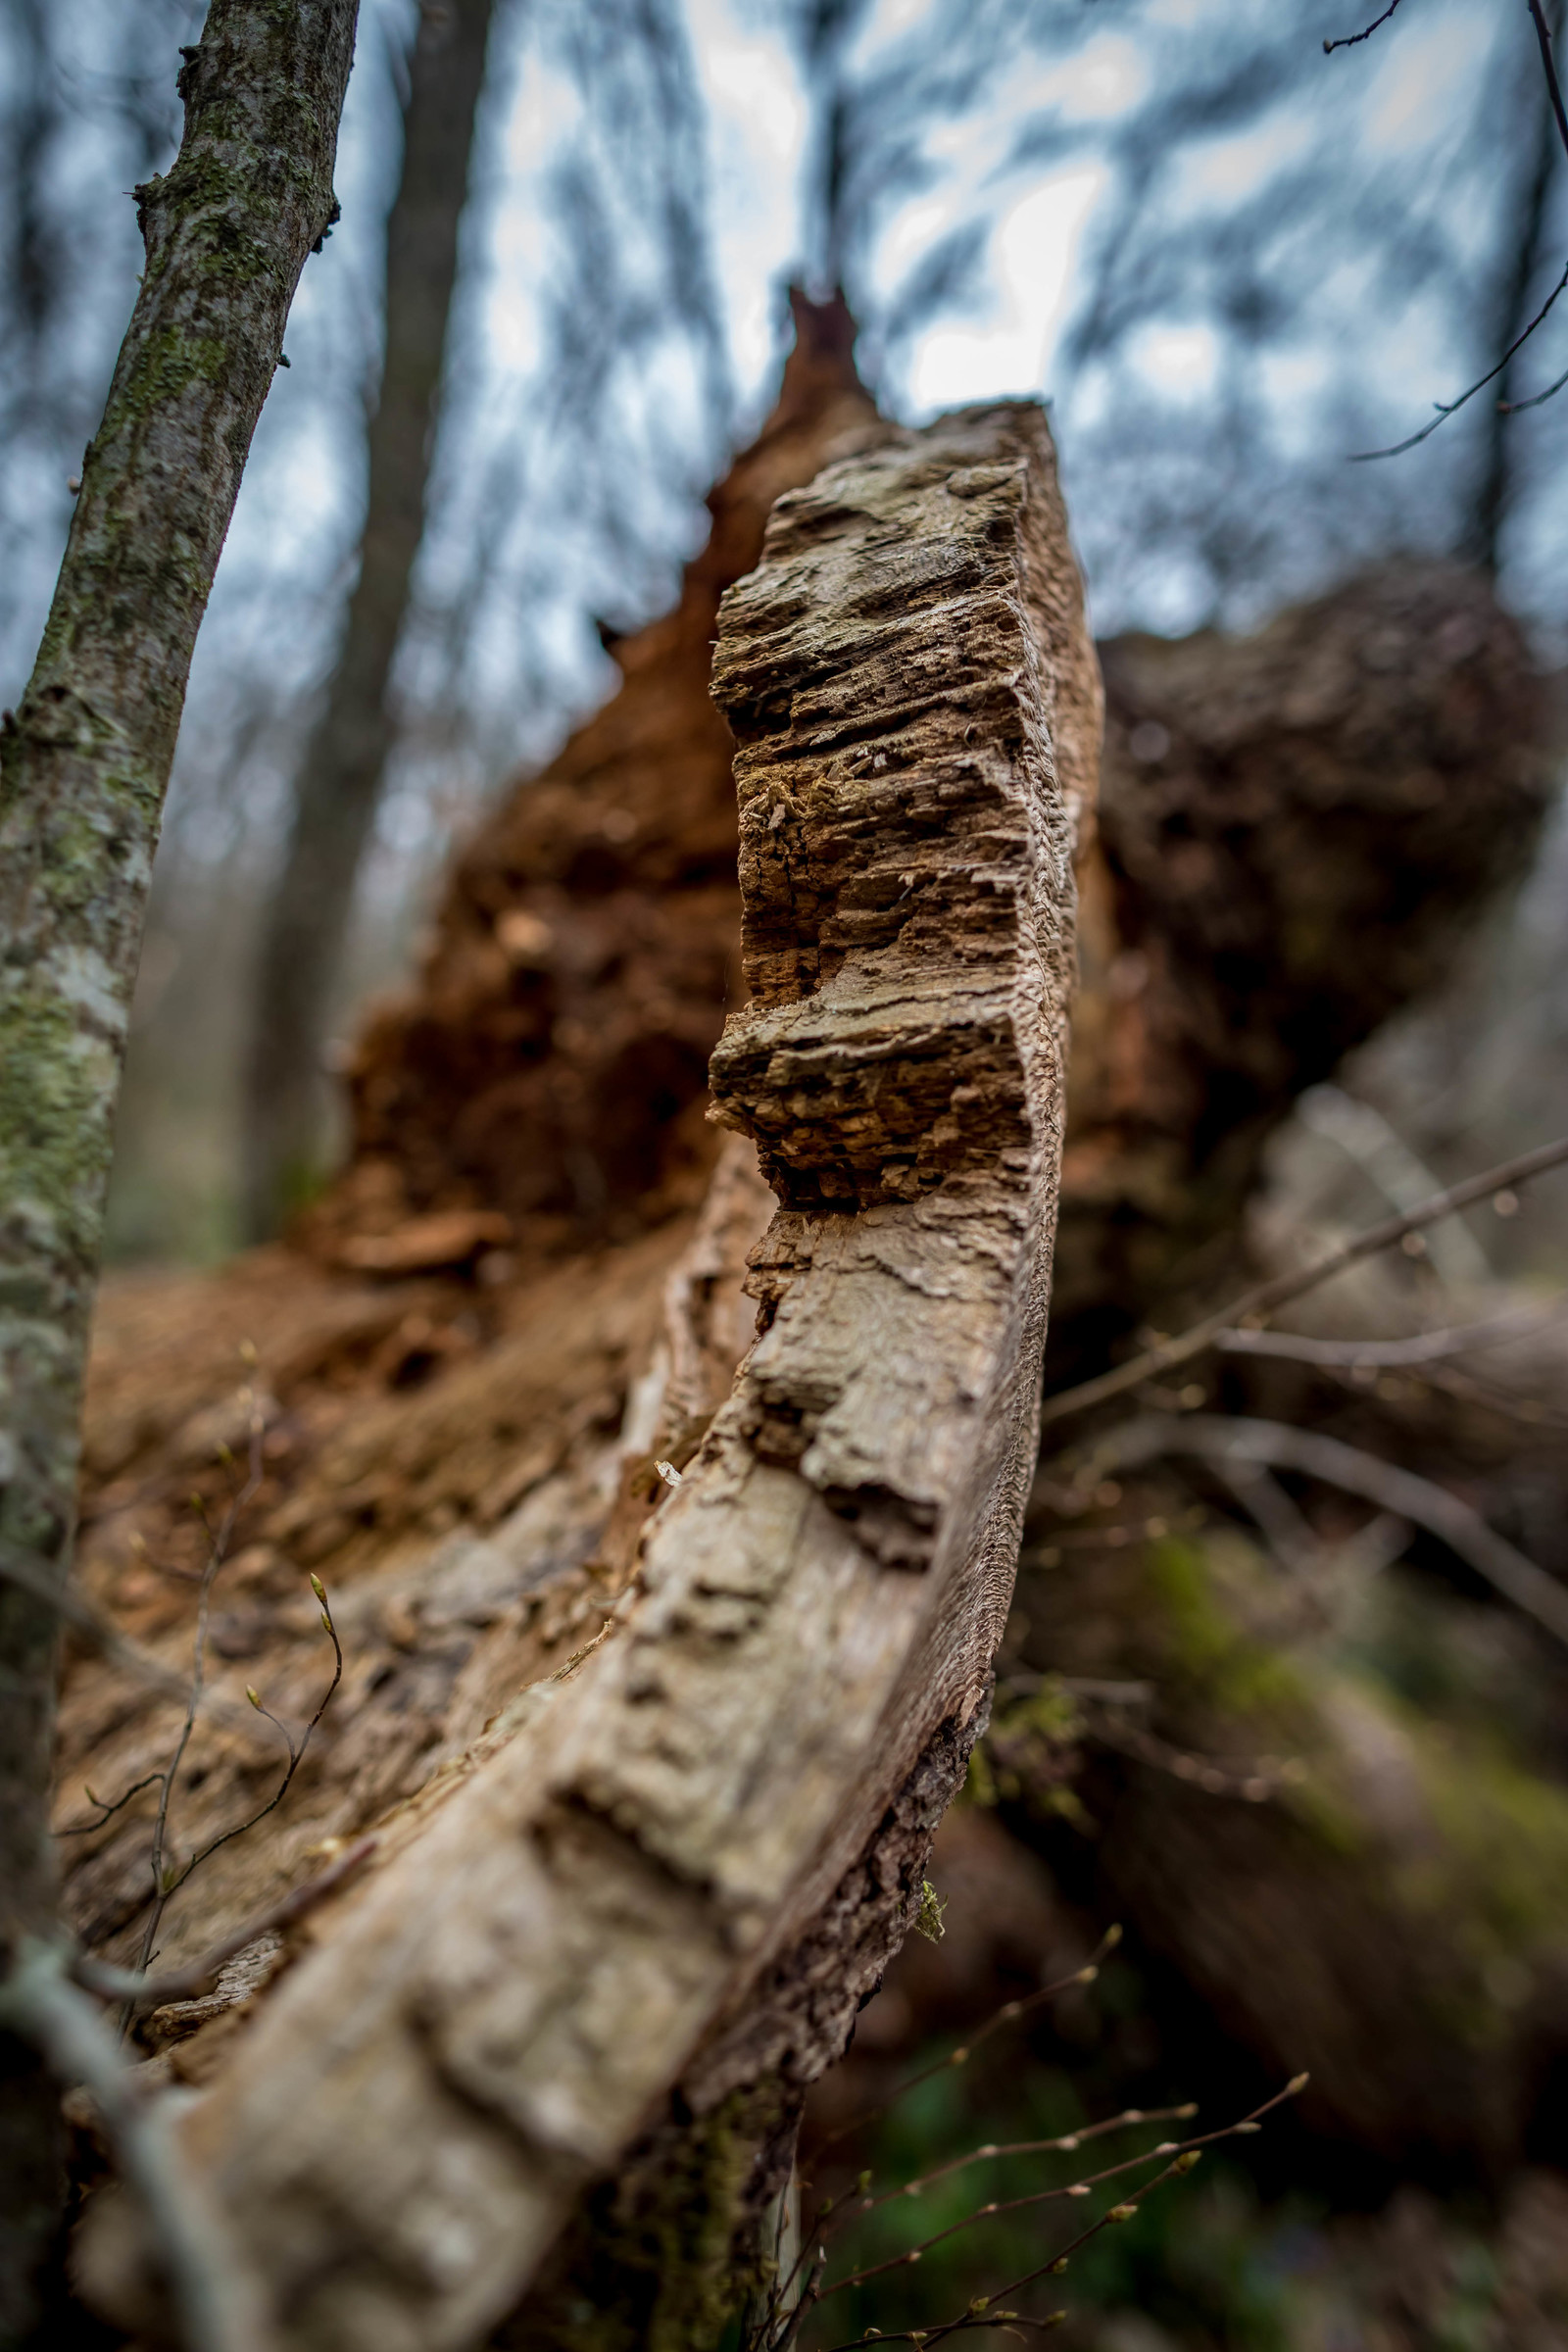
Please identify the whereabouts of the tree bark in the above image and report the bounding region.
[243,0,496,1242]
[0,4,356,2334]
[82,399,1100,2352]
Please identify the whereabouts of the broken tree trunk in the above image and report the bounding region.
[84,401,1100,2349]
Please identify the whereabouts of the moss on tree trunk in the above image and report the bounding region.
[0,4,358,2332]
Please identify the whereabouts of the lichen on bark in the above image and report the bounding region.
[0,3,359,2332]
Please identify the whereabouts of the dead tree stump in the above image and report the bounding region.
[85,403,1099,2352]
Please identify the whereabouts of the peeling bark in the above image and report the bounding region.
[82,400,1099,2350]
[0,4,358,2332]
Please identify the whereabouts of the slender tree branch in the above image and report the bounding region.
[1349,260,1568,458]
[1499,356,1568,411]
[0,1539,273,1744]
[1083,1414,1568,1647]
[1038,1135,1568,1427]
[808,1928,1123,2164]
[1528,0,1568,164]
[1322,0,1404,56]
[1214,1298,1566,1369]
[0,1944,267,2352]
[74,1837,375,2008]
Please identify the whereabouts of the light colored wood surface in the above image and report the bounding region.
[86,401,1100,2351]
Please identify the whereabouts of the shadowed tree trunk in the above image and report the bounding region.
[0,4,356,2333]
[243,0,496,1242]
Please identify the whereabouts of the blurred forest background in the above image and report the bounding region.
[4,0,1568,1265]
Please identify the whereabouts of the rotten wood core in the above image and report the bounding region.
[81,402,1100,2347]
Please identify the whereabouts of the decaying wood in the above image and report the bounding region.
[309,290,884,1264]
[81,401,1100,2347]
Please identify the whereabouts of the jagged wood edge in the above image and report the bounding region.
[84,402,1100,2352]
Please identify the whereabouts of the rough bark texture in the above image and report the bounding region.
[81,400,1099,2350]
[315,556,1547,1373]
[244,0,496,1240]
[0,6,356,2336]
[43,309,1560,2343]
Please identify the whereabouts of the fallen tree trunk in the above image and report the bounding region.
[54,306,1562,2336]
[82,400,1100,2348]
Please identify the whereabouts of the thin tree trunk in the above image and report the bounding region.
[0,5,357,2334]
[243,0,496,1242]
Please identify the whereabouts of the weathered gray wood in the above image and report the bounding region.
[84,401,1099,2352]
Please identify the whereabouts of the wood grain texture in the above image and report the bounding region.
[84,401,1099,2352]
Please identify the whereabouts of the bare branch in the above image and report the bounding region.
[0,1539,272,1747]
[1038,1134,1568,1427]
[1322,0,1405,57]
[0,1944,266,2352]
[1499,355,1568,411]
[808,1929,1123,2164]
[1349,259,1568,458]
[1214,1298,1567,1369]
[74,1838,376,2009]
[1528,0,1568,164]
[1083,1414,1568,1648]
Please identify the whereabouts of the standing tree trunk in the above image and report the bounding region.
[0,5,357,2334]
[243,0,496,1242]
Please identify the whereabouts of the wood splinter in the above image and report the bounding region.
[84,401,1100,2352]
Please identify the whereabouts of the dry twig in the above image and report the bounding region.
[1039,1135,1568,1428]
[1214,1297,1566,1370]
[1081,1413,1568,1647]
[74,1837,376,2009]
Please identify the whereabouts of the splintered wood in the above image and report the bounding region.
[88,403,1100,2350]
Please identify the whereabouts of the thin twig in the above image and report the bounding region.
[1082,1414,1568,1647]
[808,1927,1123,2162]
[1349,258,1568,457]
[57,1771,167,1838]
[1499,357,1568,413]
[134,1411,267,1978]
[813,2078,1309,2350]
[1323,0,1404,55]
[854,2104,1198,2220]
[0,1538,272,1742]
[1528,0,1568,163]
[1037,1135,1568,1428]
[1214,1297,1566,1370]
[74,1836,376,2008]
[0,1943,267,2352]
[160,1585,344,1907]
[826,2129,1211,2291]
